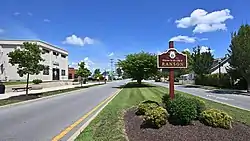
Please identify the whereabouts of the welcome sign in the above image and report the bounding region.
[157,48,187,68]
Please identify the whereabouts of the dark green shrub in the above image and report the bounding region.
[143,107,168,128]
[200,109,233,129]
[32,79,42,84]
[136,100,160,115]
[167,96,197,125]
[162,93,182,108]
[192,98,206,116]
[195,74,232,88]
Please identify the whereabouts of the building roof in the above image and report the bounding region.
[210,57,230,72]
[0,39,68,54]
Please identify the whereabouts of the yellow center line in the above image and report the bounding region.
[51,89,121,141]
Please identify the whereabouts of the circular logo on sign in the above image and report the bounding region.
[169,51,176,59]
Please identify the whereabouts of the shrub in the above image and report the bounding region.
[200,109,233,129]
[32,79,42,84]
[143,107,168,128]
[162,93,182,108]
[195,74,232,88]
[136,100,159,115]
[192,98,206,116]
[167,96,197,125]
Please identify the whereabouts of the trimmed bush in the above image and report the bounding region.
[32,79,42,84]
[162,93,182,108]
[167,96,197,125]
[200,109,233,129]
[143,107,168,128]
[192,98,206,116]
[136,100,160,115]
[195,73,232,88]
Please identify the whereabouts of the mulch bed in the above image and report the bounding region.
[124,108,250,141]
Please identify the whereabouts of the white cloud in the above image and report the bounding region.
[13,12,20,16]
[43,19,51,22]
[62,35,94,46]
[170,35,196,43]
[69,62,78,68]
[175,9,233,33]
[69,57,94,69]
[83,57,95,69]
[108,52,114,57]
[0,29,4,34]
[183,48,190,52]
[27,12,33,16]
[200,46,214,53]
[83,37,94,45]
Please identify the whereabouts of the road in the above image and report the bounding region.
[146,81,250,111]
[0,80,127,141]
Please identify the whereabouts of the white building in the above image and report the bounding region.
[0,40,68,82]
[210,57,230,74]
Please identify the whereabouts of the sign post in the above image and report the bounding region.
[157,41,187,99]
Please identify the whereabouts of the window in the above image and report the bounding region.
[53,52,58,56]
[61,70,66,76]
[0,64,3,74]
[43,66,50,75]
[61,54,67,58]
[43,49,50,54]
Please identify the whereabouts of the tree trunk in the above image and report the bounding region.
[26,73,29,96]
[137,79,142,85]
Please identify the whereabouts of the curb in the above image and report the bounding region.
[66,88,123,141]
[0,83,104,109]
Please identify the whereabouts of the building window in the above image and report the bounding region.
[43,66,50,75]
[53,51,59,56]
[43,49,50,54]
[61,54,67,58]
[0,64,3,74]
[61,70,66,76]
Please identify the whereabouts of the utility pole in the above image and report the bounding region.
[110,58,114,81]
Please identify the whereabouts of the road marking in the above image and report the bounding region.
[51,89,121,141]
[206,94,234,101]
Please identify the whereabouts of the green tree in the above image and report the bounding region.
[76,62,91,86]
[8,42,45,95]
[118,52,157,84]
[228,24,250,91]
[116,67,122,77]
[191,46,214,77]
[93,69,102,79]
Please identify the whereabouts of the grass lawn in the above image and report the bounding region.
[0,83,103,106]
[76,82,250,141]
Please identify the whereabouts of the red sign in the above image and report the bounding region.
[157,48,187,69]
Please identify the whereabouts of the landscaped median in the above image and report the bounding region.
[75,82,250,141]
[0,83,103,107]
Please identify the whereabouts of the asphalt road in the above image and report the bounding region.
[146,81,250,111]
[0,80,128,141]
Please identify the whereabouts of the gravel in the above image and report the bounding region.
[124,108,250,141]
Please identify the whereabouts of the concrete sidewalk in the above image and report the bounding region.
[0,82,102,100]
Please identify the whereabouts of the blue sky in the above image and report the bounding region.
[0,0,249,72]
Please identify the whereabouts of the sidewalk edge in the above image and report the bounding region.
[0,83,103,109]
